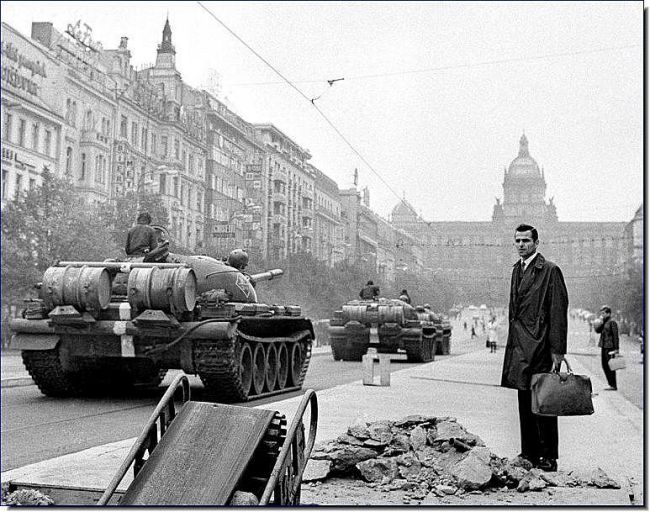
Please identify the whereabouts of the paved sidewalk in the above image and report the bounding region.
[2,344,642,505]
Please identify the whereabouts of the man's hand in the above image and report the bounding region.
[551,352,566,372]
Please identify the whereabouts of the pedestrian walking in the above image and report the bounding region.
[463,321,467,331]
[501,224,568,473]
[488,316,498,353]
[593,305,619,391]
[470,326,477,339]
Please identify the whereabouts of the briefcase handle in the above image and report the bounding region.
[551,358,573,376]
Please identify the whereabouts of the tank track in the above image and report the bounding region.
[21,349,80,397]
[195,336,312,403]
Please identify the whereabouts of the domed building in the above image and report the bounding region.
[391,134,629,306]
[492,133,557,225]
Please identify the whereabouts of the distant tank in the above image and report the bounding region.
[10,252,313,402]
[327,298,436,362]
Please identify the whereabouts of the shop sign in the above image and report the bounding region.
[65,20,103,53]
[1,42,47,78]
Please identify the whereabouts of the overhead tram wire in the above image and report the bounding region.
[196,1,417,217]
[230,43,641,86]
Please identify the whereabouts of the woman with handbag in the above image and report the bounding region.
[594,305,620,391]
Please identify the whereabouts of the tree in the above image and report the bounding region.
[98,191,168,255]
[1,169,120,303]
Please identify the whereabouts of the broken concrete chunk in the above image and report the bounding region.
[590,468,621,489]
[302,459,332,482]
[393,415,437,428]
[337,433,365,446]
[450,447,493,490]
[409,425,428,451]
[368,421,394,445]
[348,418,370,439]
[329,446,378,473]
[230,491,259,505]
[357,457,399,483]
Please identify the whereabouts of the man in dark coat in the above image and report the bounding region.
[359,280,380,300]
[125,212,158,257]
[594,305,619,390]
[501,224,568,473]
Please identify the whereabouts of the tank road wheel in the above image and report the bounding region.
[277,343,289,390]
[22,349,80,397]
[251,343,266,396]
[239,342,254,397]
[289,343,303,386]
[265,344,279,391]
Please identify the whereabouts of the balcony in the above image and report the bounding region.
[272,192,287,202]
[272,213,287,224]
[273,169,287,182]
[301,210,313,220]
[80,129,110,148]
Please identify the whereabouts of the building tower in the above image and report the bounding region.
[498,133,557,226]
[155,18,176,69]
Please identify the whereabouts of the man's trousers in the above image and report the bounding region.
[518,389,559,460]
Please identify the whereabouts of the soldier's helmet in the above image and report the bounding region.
[227,248,249,270]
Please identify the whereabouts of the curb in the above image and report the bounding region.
[1,377,34,388]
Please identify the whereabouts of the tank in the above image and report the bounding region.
[9,254,313,402]
[327,298,436,362]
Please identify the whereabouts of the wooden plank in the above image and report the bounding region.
[120,402,276,505]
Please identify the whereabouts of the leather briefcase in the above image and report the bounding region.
[608,353,627,371]
[530,360,594,416]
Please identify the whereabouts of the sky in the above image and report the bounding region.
[2,1,643,223]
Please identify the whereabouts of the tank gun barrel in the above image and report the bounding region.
[57,261,189,270]
[248,269,283,284]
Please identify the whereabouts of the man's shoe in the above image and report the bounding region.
[535,457,557,472]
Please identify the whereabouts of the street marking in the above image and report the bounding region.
[119,303,131,320]
[121,335,135,357]
[113,322,127,335]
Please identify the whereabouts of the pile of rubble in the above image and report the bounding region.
[302,415,620,503]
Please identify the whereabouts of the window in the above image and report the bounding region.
[120,115,127,138]
[1,169,7,199]
[159,173,166,195]
[3,113,12,141]
[71,101,77,127]
[181,184,186,206]
[197,191,202,212]
[18,119,26,146]
[29,178,35,190]
[182,150,187,169]
[173,177,179,198]
[44,130,52,157]
[174,139,179,159]
[141,127,147,152]
[84,110,93,130]
[65,146,73,175]
[161,136,168,156]
[188,154,194,174]
[151,134,157,154]
[32,123,39,150]
[15,174,22,195]
[131,122,138,146]
[80,153,86,180]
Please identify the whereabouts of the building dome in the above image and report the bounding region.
[508,134,541,177]
[391,199,418,220]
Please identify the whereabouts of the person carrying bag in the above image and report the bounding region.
[530,359,595,416]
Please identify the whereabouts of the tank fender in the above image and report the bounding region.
[12,333,60,350]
